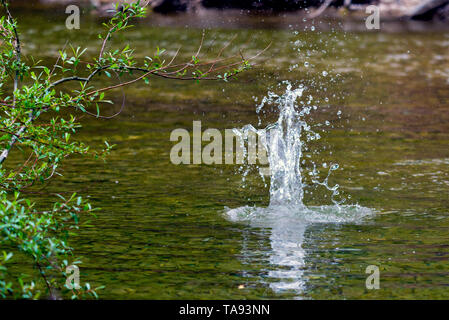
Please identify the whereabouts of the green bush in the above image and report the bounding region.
[0,0,252,299]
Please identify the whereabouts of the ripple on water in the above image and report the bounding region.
[225,204,373,225]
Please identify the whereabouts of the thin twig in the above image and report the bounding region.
[309,0,334,18]
[0,0,25,164]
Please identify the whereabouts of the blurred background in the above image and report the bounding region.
[11,0,449,21]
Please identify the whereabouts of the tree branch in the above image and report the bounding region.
[0,0,24,165]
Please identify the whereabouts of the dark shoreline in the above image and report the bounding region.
[7,3,449,33]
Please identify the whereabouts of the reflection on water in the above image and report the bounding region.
[232,207,308,295]
[267,219,306,293]
[227,204,372,296]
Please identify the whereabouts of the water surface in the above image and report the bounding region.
[5,7,449,299]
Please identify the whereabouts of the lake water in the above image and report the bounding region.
[6,6,449,299]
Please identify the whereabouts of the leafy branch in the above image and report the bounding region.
[0,0,265,299]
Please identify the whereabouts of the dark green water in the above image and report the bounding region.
[5,7,449,299]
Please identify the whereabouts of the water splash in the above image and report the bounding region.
[225,83,372,296]
[261,84,307,207]
[235,81,345,207]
